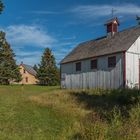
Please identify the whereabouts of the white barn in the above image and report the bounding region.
[60,18,140,89]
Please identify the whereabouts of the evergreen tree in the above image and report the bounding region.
[0,0,4,13]
[0,32,21,85]
[33,64,38,72]
[36,48,60,86]
[136,16,140,25]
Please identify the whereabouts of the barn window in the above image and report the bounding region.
[76,62,81,71]
[25,77,28,83]
[108,56,116,68]
[91,59,97,69]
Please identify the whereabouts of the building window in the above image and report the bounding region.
[23,69,26,74]
[25,77,28,83]
[91,59,97,69]
[108,56,116,68]
[76,62,81,72]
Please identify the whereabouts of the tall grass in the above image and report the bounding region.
[0,86,140,139]
[28,88,140,139]
[68,89,140,140]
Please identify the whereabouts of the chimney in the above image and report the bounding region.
[21,61,23,65]
[105,17,119,36]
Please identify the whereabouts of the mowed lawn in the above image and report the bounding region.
[0,86,140,140]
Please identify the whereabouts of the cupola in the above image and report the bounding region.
[105,17,120,36]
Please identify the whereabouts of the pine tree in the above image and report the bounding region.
[0,1,19,85]
[36,48,60,86]
[0,0,4,14]
[33,64,38,72]
[0,32,21,85]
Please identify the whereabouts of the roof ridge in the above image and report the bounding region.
[118,25,139,33]
[61,25,140,64]
[78,25,140,46]
[78,36,107,47]
[22,64,33,67]
[20,64,37,76]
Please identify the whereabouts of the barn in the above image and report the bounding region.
[60,18,140,89]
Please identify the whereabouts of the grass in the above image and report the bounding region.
[0,86,140,139]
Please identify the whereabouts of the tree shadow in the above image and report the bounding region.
[70,89,140,121]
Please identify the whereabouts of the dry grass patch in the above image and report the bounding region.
[28,89,140,139]
[29,90,89,118]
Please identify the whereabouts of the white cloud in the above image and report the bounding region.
[13,49,43,65]
[1,25,56,48]
[17,55,40,66]
[0,24,58,65]
[0,24,78,65]
[71,4,140,19]
[29,11,59,15]
[16,51,41,58]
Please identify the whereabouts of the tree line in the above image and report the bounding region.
[0,1,60,85]
[0,31,60,85]
[0,32,60,85]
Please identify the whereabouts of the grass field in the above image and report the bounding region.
[0,85,140,140]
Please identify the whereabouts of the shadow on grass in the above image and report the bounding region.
[70,89,140,121]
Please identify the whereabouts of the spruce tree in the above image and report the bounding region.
[37,48,60,86]
[33,64,38,72]
[0,32,21,85]
[0,0,4,13]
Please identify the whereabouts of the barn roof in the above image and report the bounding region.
[61,26,140,64]
[21,64,37,76]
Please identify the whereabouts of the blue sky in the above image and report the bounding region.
[1,0,140,65]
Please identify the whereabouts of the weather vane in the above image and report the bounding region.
[111,8,117,18]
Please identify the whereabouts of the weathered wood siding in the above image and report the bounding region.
[61,53,124,89]
[126,37,140,88]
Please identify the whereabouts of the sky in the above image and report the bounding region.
[1,0,140,66]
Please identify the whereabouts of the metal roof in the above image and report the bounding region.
[21,64,37,76]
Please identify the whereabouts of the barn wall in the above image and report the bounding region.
[126,37,140,88]
[61,53,124,89]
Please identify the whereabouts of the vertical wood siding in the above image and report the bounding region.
[61,53,124,89]
[126,37,140,89]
